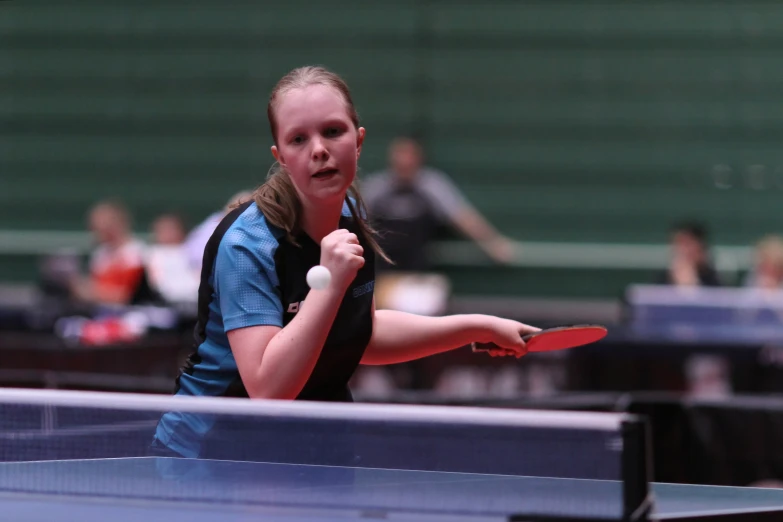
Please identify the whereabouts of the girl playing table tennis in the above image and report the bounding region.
[152,66,538,459]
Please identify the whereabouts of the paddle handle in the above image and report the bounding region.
[471,329,538,353]
[471,342,524,353]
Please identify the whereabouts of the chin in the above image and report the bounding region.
[315,188,350,204]
[311,175,353,200]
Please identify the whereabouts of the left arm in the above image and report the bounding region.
[452,208,515,263]
[423,171,515,264]
[361,304,538,366]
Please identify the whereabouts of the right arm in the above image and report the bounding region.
[225,229,365,400]
[228,286,345,400]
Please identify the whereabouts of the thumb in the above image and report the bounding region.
[519,324,542,337]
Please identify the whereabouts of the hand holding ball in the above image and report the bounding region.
[306,265,332,290]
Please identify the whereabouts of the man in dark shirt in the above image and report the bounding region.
[361,137,514,272]
[659,221,721,287]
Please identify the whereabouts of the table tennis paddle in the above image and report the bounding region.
[471,324,608,355]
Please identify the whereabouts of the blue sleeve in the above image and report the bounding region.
[214,229,283,332]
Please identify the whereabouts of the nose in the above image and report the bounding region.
[311,137,329,161]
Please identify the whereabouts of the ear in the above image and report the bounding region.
[356,127,366,159]
[271,145,284,167]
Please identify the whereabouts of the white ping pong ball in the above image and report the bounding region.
[306,265,332,290]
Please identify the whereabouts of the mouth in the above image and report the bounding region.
[312,168,339,179]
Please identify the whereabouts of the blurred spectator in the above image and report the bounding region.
[146,214,199,304]
[657,222,727,398]
[361,137,515,272]
[151,213,187,245]
[745,235,783,289]
[658,221,721,287]
[184,190,252,273]
[70,200,146,305]
[355,137,517,396]
[685,354,732,399]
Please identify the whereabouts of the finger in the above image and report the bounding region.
[325,229,349,240]
[496,342,526,357]
[344,234,360,245]
[345,249,365,266]
[321,229,349,248]
[343,244,364,257]
[488,348,515,357]
[351,256,366,270]
[337,254,365,270]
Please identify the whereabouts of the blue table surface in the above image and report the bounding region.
[0,458,782,521]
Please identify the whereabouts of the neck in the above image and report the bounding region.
[300,197,345,244]
[107,235,129,250]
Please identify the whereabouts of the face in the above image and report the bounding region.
[89,206,127,245]
[758,256,775,277]
[152,217,185,245]
[389,141,422,182]
[671,231,704,263]
[756,249,783,283]
[271,84,364,205]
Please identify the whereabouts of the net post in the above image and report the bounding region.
[621,416,654,522]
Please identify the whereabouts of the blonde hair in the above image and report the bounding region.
[224,190,253,212]
[252,66,390,264]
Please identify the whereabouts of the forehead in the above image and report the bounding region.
[92,206,121,220]
[673,231,699,243]
[392,141,421,157]
[155,216,180,227]
[275,84,351,131]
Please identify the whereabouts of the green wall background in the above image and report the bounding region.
[2,1,781,296]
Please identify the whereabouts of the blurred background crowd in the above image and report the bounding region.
[3,0,783,488]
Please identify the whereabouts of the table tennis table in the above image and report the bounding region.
[1,457,782,522]
[0,388,781,522]
[622,285,783,346]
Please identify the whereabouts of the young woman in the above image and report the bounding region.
[152,66,538,459]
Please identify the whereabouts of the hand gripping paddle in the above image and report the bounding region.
[471,324,608,355]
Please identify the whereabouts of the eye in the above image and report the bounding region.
[324,127,343,138]
[290,135,305,145]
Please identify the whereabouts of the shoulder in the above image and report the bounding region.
[361,170,391,186]
[342,195,372,221]
[216,203,284,271]
[421,167,468,200]
[419,167,457,188]
[125,239,147,258]
[359,171,393,201]
[341,197,357,217]
[126,239,152,264]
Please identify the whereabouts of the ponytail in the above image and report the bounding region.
[252,163,302,245]
[345,181,393,265]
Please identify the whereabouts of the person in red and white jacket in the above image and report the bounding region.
[71,200,146,305]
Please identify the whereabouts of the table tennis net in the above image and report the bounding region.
[0,389,650,520]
